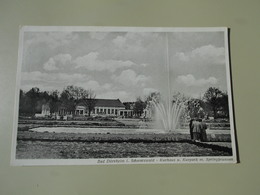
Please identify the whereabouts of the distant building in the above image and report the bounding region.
[57,104,73,116]
[75,99,133,118]
[37,99,135,119]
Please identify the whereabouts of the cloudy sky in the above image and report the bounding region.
[20,29,228,102]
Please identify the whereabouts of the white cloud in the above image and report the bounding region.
[21,71,89,84]
[176,74,218,87]
[21,83,58,92]
[175,52,189,62]
[43,54,72,71]
[112,69,150,87]
[21,71,114,95]
[75,80,112,92]
[25,32,78,50]
[141,63,149,67]
[143,88,159,96]
[112,36,126,47]
[112,32,162,53]
[175,44,225,65]
[43,58,57,71]
[74,52,135,72]
[89,32,108,40]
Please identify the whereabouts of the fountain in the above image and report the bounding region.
[150,32,185,133]
[152,98,184,133]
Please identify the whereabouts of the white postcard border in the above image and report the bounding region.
[11,26,237,166]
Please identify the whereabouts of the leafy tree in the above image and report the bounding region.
[63,85,91,101]
[172,92,187,104]
[19,87,54,116]
[61,86,76,100]
[171,92,189,123]
[203,87,223,118]
[134,97,146,117]
[49,90,60,114]
[19,90,27,115]
[58,86,97,116]
[145,92,161,103]
[187,98,206,119]
[143,92,161,118]
[123,102,133,110]
[218,92,229,118]
[81,89,97,116]
[25,87,40,115]
[60,89,76,114]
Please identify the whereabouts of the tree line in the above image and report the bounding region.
[19,85,229,120]
[19,85,96,116]
[133,87,229,120]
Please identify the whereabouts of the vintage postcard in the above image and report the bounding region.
[11,26,237,165]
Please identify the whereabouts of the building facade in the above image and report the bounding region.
[75,99,133,117]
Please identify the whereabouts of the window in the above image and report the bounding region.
[108,109,110,114]
[111,109,114,114]
[115,109,117,115]
[104,109,106,114]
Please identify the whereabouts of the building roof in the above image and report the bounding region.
[77,99,125,108]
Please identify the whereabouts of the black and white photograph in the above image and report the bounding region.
[11,26,237,165]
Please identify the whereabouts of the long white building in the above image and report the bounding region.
[75,99,133,117]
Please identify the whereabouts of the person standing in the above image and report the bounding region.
[200,119,208,142]
[189,119,194,140]
[191,119,201,141]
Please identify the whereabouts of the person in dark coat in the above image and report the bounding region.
[191,119,201,141]
[189,119,194,140]
[200,119,208,142]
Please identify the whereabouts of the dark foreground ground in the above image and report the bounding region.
[16,119,232,159]
[16,140,231,159]
[16,131,232,159]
